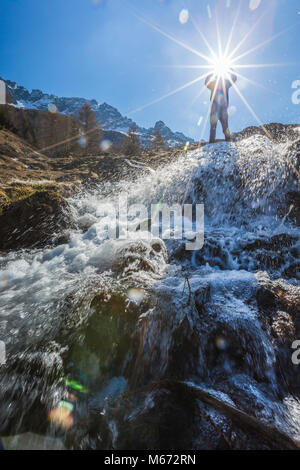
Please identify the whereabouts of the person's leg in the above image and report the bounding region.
[209,123,217,143]
[220,108,231,141]
[209,105,218,143]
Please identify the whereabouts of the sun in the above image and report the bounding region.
[121,5,298,171]
[210,54,234,79]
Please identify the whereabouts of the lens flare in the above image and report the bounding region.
[215,335,228,351]
[197,116,203,126]
[249,0,261,11]
[228,105,237,116]
[49,406,73,430]
[48,103,57,114]
[207,5,212,19]
[179,9,189,25]
[78,136,87,148]
[100,139,112,152]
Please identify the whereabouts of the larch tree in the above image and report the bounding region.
[78,103,103,154]
[122,124,142,156]
[151,128,166,151]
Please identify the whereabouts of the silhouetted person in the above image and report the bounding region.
[205,71,237,143]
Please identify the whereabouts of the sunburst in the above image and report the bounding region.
[128,4,300,193]
[132,6,297,145]
[34,1,299,185]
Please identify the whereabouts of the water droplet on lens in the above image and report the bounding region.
[215,335,228,351]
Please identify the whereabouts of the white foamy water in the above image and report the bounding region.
[0,135,299,448]
[0,136,299,347]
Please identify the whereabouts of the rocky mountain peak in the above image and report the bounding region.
[154,120,166,129]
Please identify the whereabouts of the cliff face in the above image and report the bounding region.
[0,104,81,156]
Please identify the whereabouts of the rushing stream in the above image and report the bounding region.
[0,134,299,449]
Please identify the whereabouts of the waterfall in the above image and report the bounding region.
[0,134,299,449]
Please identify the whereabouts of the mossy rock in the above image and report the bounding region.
[0,189,9,213]
[0,189,73,250]
[0,184,51,211]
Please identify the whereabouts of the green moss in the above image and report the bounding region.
[0,184,63,212]
[7,186,36,202]
[0,188,8,199]
[0,188,9,211]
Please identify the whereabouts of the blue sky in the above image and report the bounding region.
[1,0,300,140]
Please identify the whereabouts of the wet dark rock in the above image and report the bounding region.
[232,123,300,143]
[245,233,297,251]
[237,233,300,276]
[166,316,200,380]
[191,239,229,270]
[107,385,229,450]
[256,275,280,313]
[128,285,202,389]
[256,273,300,319]
[256,251,286,270]
[64,409,112,450]
[0,190,73,250]
[167,239,192,263]
[171,231,299,276]
[255,273,300,391]
[282,263,300,280]
[205,325,248,376]
[272,311,296,343]
[113,239,167,276]
[287,191,300,225]
[195,283,211,315]
[103,381,298,450]
[0,351,64,436]
[65,287,154,390]
[51,232,71,246]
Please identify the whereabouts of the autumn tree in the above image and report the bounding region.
[66,112,81,154]
[78,103,103,153]
[151,128,166,151]
[122,124,142,156]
